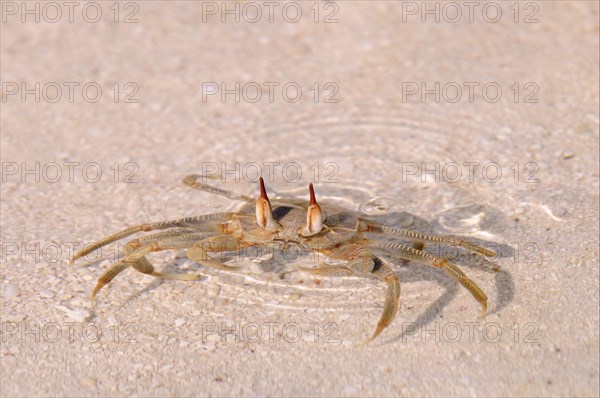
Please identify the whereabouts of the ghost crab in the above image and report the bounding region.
[71,175,495,344]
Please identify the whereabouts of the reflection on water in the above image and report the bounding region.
[436,203,496,233]
[360,197,398,215]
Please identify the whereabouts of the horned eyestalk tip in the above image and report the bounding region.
[256,177,280,231]
[303,183,324,236]
[259,177,268,202]
[309,183,316,206]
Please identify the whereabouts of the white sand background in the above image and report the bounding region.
[1,1,598,396]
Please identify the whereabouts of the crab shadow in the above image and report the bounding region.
[118,278,167,311]
[85,260,203,315]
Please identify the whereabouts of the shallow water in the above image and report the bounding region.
[1,1,598,396]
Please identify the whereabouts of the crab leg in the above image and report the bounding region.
[125,230,219,278]
[90,261,131,309]
[186,235,254,270]
[70,213,233,264]
[130,229,218,248]
[93,228,218,259]
[359,255,400,345]
[183,174,254,202]
[300,266,354,277]
[366,239,487,317]
[364,224,496,257]
[314,246,400,345]
[91,232,211,308]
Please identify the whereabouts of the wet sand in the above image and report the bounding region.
[1,1,598,396]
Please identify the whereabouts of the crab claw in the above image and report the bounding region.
[302,183,325,236]
[256,177,280,231]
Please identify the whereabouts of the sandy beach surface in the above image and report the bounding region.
[1,1,599,396]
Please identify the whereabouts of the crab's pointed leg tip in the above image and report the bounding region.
[478,304,487,319]
[359,326,384,346]
[90,288,100,311]
[90,282,104,309]
[69,254,80,265]
[360,335,376,347]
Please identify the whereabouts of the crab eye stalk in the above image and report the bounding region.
[256,177,280,231]
[302,183,325,236]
